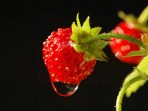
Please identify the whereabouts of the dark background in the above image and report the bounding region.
[1,0,148,111]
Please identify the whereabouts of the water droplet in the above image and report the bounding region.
[51,81,79,97]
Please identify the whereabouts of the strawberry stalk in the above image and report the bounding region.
[116,75,148,111]
[116,55,148,111]
[83,33,145,48]
[97,33,145,48]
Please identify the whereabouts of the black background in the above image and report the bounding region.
[1,0,148,111]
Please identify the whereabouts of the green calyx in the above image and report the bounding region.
[118,6,148,32]
[70,14,108,61]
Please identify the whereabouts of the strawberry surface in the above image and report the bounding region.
[43,28,96,84]
[109,22,144,65]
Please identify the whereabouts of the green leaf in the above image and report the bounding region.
[116,76,145,111]
[124,78,146,97]
[123,55,148,97]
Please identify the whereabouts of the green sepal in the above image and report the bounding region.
[71,14,108,61]
[91,27,102,36]
[118,11,137,24]
[138,6,148,25]
[118,7,148,32]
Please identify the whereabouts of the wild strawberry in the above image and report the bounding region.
[109,6,148,65]
[42,14,107,96]
[43,27,97,84]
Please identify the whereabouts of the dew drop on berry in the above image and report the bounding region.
[51,81,79,97]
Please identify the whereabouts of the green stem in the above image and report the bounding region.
[98,33,145,48]
[116,75,148,111]
[138,6,148,25]
[86,33,145,48]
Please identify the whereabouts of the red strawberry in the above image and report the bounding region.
[109,22,144,65]
[42,14,107,96]
[43,28,96,84]
[109,7,148,65]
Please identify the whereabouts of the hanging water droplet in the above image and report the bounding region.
[51,81,79,97]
